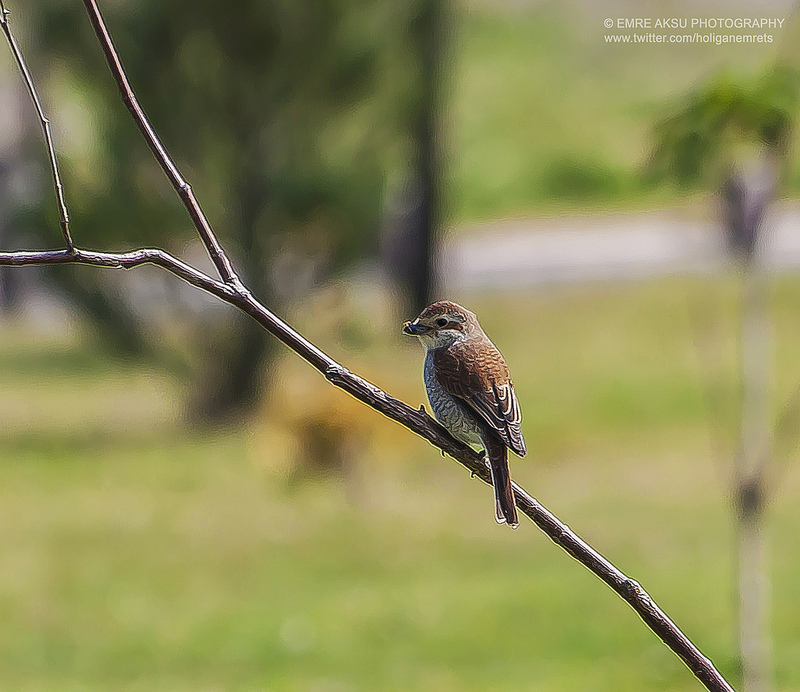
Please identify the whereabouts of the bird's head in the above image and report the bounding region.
[403,301,480,349]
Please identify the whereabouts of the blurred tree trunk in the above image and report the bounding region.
[736,262,772,692]
[385,0,448,315]
[189,165,275,424]
[725,157,775,692]
[649,59,798,692]
[191,315,273,423]
[409,0,443,313]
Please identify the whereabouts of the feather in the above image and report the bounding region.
[433,341,527,457]
[484,433,519,527]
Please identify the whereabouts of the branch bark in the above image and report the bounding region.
[0,2,737,690]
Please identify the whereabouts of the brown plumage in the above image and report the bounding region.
[433,344,526,457]
[403,300,526,528]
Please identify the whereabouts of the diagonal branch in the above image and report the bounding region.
[0,3,736,691]
[0,0,74,250]
[80,0,236,285]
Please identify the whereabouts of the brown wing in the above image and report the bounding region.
[434,342,527,457]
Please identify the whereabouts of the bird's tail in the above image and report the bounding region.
[484,436,519,529]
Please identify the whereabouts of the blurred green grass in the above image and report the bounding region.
[4,276,800,690]
[449,1,799,223]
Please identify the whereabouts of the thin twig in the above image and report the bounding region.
[0,3,737,691]
[0,248,234,298]
[80,0,236,285]
[0,0,74,250]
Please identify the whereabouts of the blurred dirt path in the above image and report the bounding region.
[440,201,800,291]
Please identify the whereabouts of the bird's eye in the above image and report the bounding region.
[435,317,448,328]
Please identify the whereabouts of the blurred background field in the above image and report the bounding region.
[2,0,800,690]
[3,275,800,690]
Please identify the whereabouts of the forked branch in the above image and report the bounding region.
[0,2,736,690]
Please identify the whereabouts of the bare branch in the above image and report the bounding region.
[79,0,237,285]
[0,3,737,691]
[0,0,74,250]
[0,248,234,298]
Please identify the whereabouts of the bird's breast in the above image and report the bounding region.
[423,350,483,447]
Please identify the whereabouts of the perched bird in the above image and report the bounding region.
[403,301,526,528]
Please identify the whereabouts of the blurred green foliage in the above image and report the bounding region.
[649,64,800,189]
[449,2,800,220]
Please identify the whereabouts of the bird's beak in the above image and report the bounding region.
[403,320,428,336]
